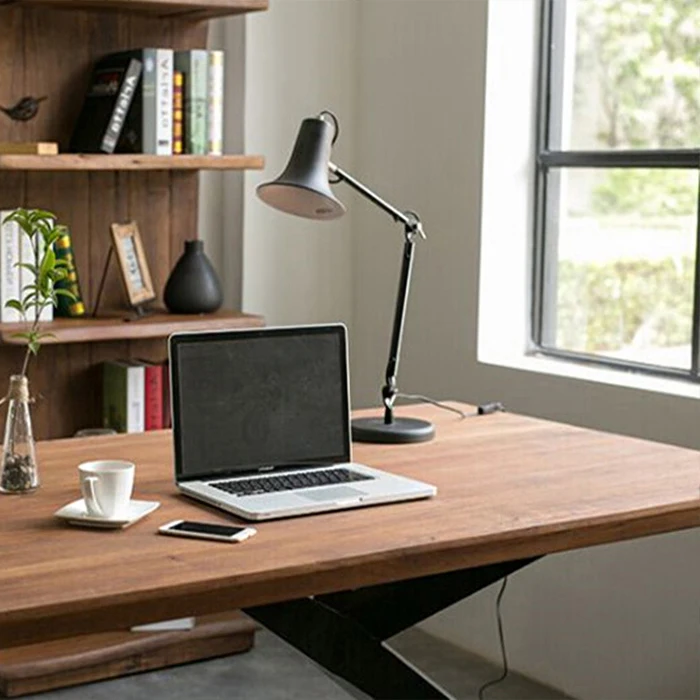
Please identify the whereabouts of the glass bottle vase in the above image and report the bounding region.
[0,375,38,494]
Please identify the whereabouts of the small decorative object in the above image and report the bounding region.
[164,240,222,314]
[0,209,75,494]
[94,221,155,319]
[0,142,58,155]
[53,229,86,317]
[0,96,47,122]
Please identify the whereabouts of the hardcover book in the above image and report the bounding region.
[173,70,184,155]
[69,56,142,154]
[0,210,21,323]
[174,50,208,154]
[53,230,86,317]
[103,361,145,433]
[140,361,164,430]
[207,50,224,155]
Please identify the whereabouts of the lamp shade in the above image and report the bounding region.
[256,117,346,220]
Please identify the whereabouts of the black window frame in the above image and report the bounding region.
[531,0,700,383]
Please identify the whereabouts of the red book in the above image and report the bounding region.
[142,362,164,430]
[162,360,172,429]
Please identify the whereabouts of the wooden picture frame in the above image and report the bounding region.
[109,221,156,308]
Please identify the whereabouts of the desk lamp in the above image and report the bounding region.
[257,111,434,444]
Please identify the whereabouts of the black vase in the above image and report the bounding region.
[164,240,223,314]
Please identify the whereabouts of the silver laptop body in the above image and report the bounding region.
[169,324,436,521]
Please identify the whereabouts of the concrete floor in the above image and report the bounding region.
[24,627,571,700]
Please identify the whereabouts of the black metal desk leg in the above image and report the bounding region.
[245,557,537,699]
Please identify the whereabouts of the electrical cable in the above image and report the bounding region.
[395,393,505,419]
[477,576,510,700]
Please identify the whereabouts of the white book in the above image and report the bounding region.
[126,362,145,433]
[0,210,21,323]
[155,48,174,156]
[207,50,224,155]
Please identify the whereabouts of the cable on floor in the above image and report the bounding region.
[477,576,510,700]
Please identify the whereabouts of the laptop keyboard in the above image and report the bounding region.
[211,468,374,497]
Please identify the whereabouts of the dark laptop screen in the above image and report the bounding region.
[170,325,351,480]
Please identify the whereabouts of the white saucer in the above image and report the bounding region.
[54,499,160,529]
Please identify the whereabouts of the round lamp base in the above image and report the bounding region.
[351,417,435,444]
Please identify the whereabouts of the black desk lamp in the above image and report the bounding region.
[257,111,434,444]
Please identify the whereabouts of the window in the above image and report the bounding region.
[533,0,700,379]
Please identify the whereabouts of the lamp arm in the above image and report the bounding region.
[329,161,424,425]
[329,162,426,238]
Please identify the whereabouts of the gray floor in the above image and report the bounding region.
[25,627,571,700]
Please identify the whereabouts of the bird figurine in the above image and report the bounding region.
[0,96,47,121]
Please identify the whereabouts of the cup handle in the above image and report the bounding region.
[81,476,103,517]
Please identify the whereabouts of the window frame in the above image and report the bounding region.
[531,0,700,383]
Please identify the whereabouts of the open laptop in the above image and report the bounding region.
[168,324,436,521]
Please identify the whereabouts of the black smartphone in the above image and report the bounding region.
[158,520,257,543]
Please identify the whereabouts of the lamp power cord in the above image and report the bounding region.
[395,393,505,419]
[477,576,510,699]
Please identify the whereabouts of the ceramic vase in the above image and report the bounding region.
[163,240,223,314]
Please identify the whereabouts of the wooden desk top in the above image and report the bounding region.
[1,403,698,647]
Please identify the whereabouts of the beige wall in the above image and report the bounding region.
[219,1,700,698]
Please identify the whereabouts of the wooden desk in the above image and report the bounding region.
[0,403,698,698]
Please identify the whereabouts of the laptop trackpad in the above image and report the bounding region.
[300,486,365,502]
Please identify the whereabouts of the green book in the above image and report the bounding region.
[103,361,145,433]
[174,50,208,154]
[53,229,86,317]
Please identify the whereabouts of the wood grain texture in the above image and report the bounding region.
[0,4,263,439]
[0,403,698,648]
[11,0,268,20]
[0,155,265,171]
[0,311,264,345]
[0,612,255,697]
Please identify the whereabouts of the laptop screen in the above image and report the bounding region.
[170,325,351,480]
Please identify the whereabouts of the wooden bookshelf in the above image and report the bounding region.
[0,1,267,440]
[3,0,268,20]
[0,154,265,171]
[0,310,264,345]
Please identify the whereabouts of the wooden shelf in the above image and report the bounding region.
[0,310,264,345]
[0,154,265,171]
[3,0,268,20]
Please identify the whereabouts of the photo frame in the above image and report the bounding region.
[109,221,156,308]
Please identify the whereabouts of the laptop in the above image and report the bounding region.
[168,324,436,521]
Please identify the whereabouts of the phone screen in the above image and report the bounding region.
[170,521,247,537]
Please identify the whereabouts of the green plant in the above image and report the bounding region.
[2,209,75,377]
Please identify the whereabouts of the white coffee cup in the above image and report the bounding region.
[79,460,135,519]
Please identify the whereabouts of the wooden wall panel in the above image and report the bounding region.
[0,6,213,439]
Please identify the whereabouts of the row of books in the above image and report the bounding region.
[0,210,86,323]
[103,360,171,433]
[70,48,224,156]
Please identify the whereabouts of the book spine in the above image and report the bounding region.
[207,50,224,155]
[0,211,21,323]
[126,363,145,433]
[141,49,157,154]
[103,362,127,433]
[155,49,174,156]
[53,230,86,318]
[19,229,36,322]
[100,58,142,154]
[173,70,184,155]
[144,363,164,430]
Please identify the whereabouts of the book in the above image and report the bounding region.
[69,56,142,154]
[162,359,172,429]
[0,142,58,155]
[173,70,184,155]
[115,48,173,155]
[174,50,208,154]
[103,361,145,433]
[53,229,86,317]
[207,50,224,155]
[0,210,21,323]
[140,361,164,430]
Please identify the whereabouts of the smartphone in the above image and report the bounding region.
[158,520,257,543]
